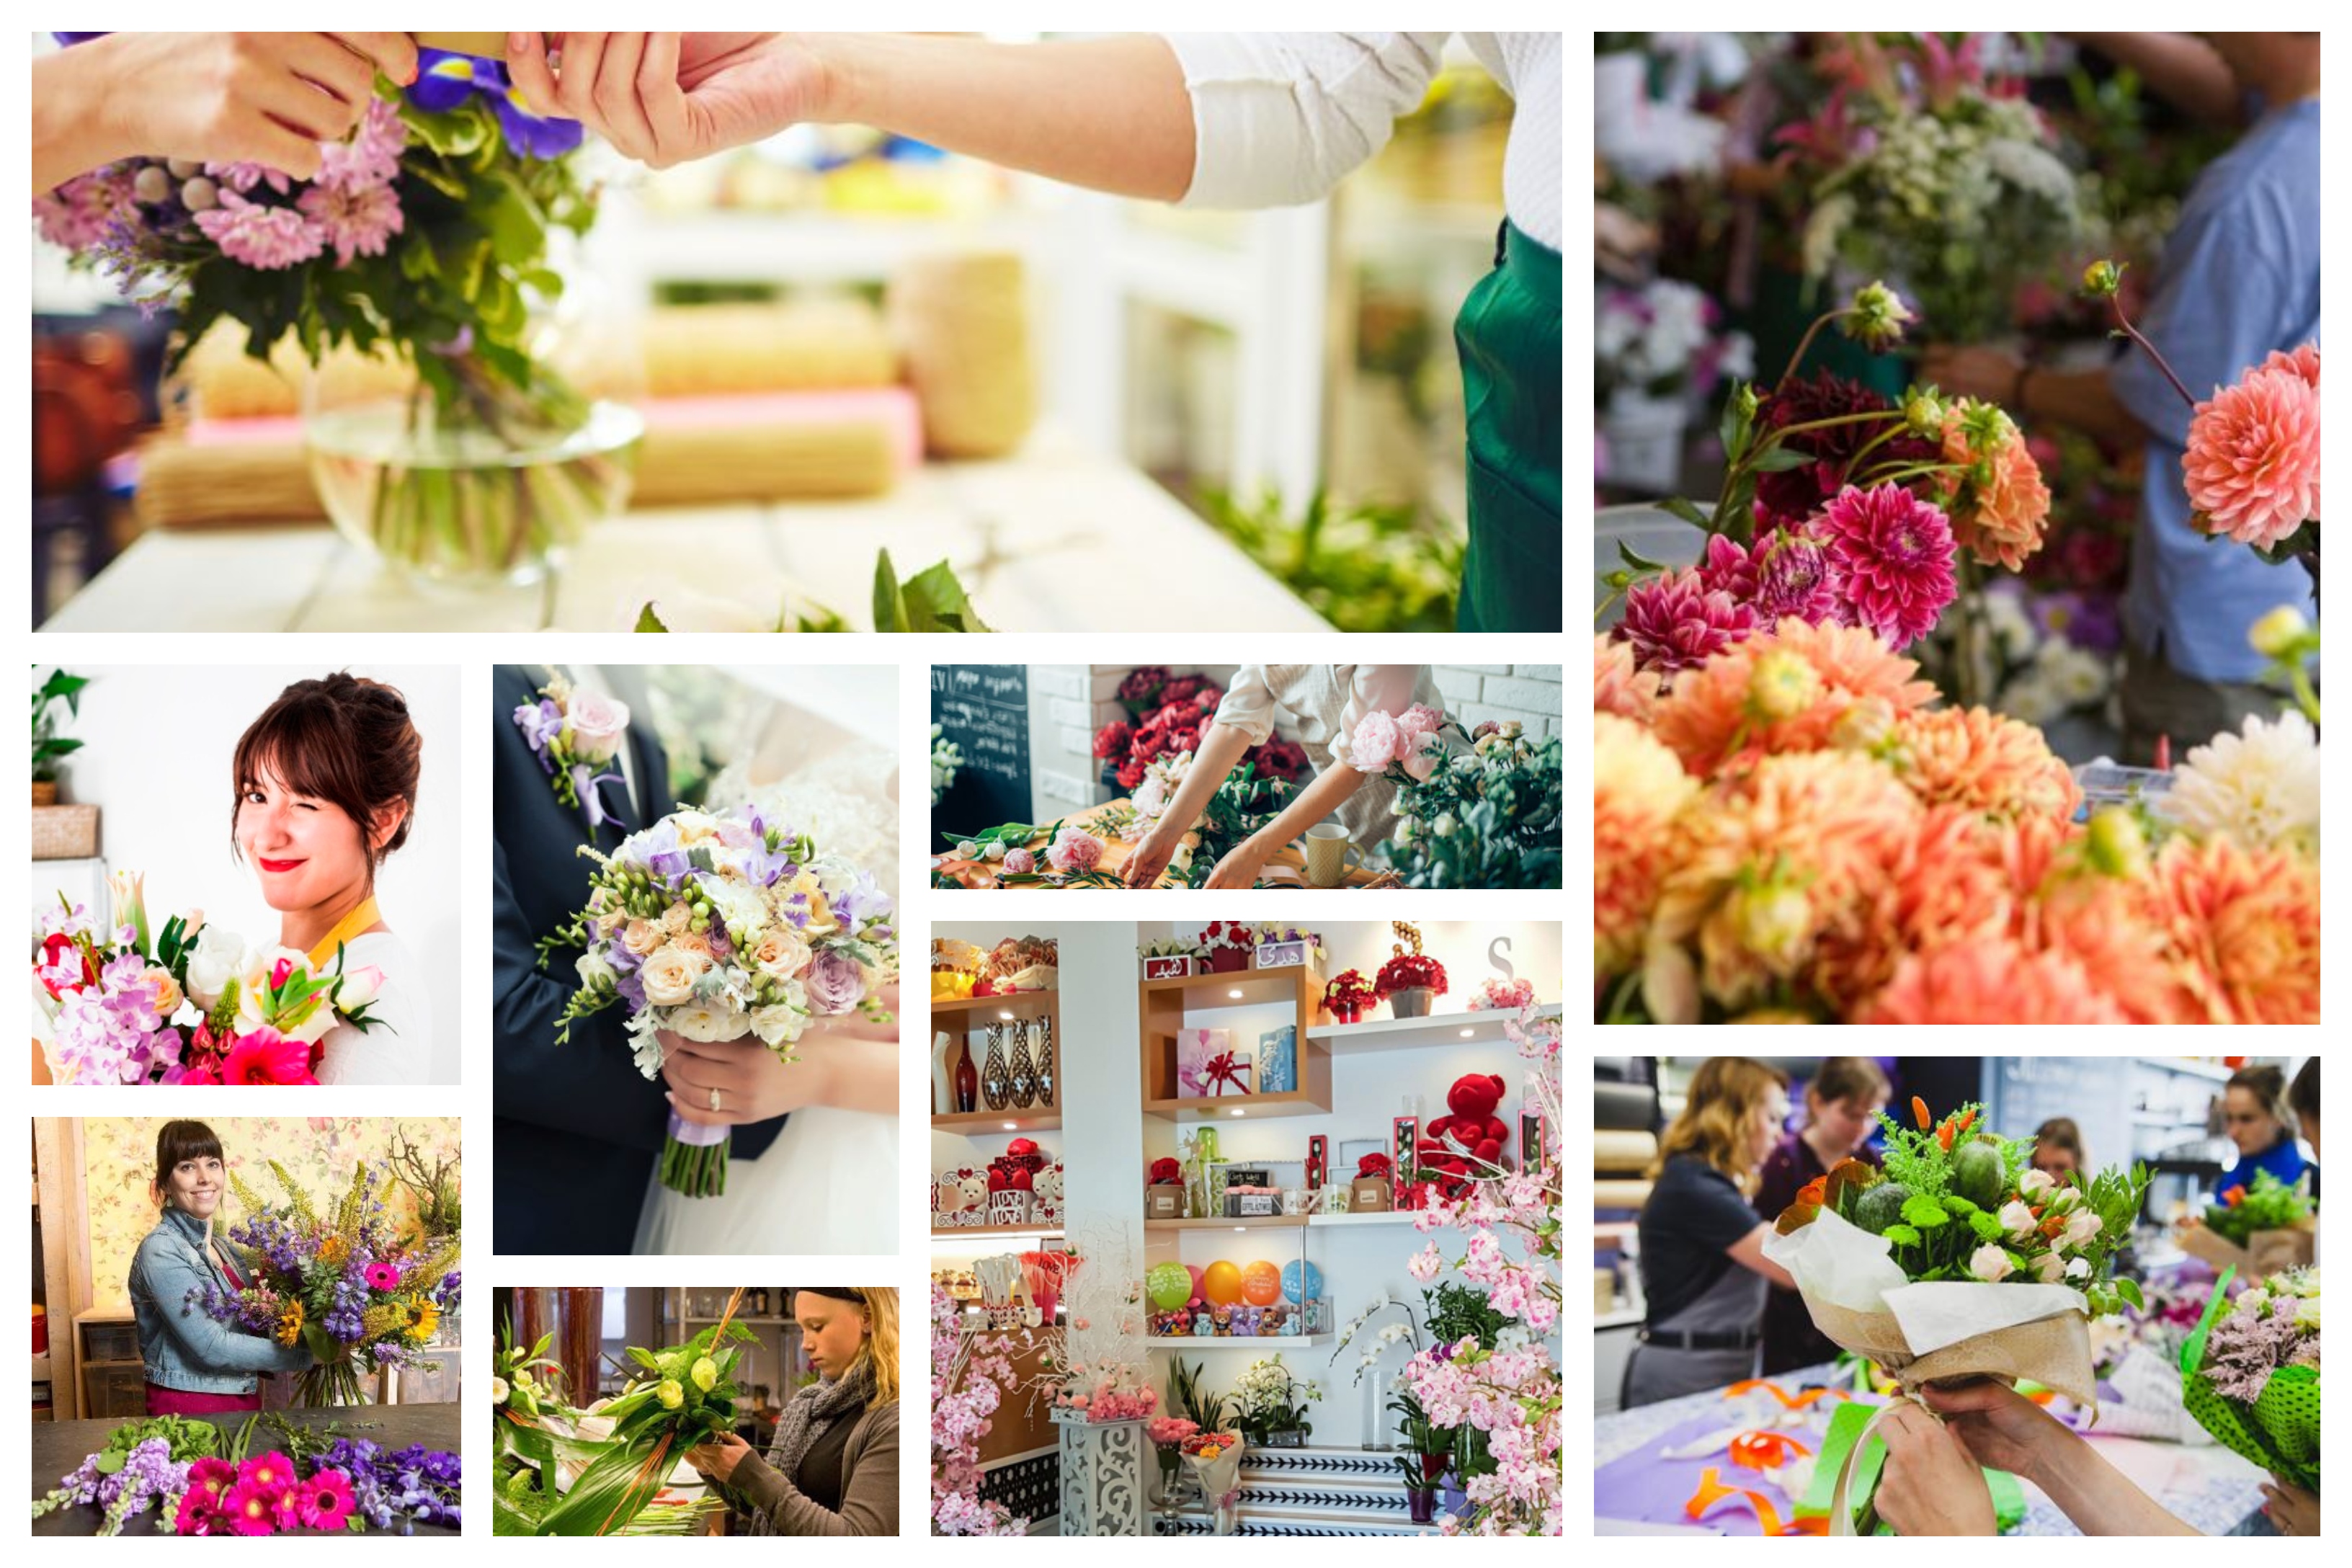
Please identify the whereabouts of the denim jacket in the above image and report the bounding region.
[128,1206,308,1394]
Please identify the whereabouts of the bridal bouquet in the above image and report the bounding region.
[540,803,897,1197]
[2180,1266,2320,1492]
[191,1159,460,1407]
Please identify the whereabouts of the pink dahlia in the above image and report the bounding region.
[1698,529,1843,624]
[1613,568,1756,674]
[192,190,324,270]
[2184,360,2320,550]
[1809,482,1958,649]
[296,177,404,266]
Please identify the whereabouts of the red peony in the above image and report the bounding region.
[1252,737,1308,783]
[1092,721,1133,760]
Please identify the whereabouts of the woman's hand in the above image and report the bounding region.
[662,983,899,1126]
[1914,1378,2067,1484]
[1202,837,1273,890]
[1872,1401,1997,1536]
[2263,1476,2320,1535]
[686,1433,753,1485]
[1121,824,1185,888]
[504,32,825,169]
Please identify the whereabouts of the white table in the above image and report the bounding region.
[42,434,1329,633]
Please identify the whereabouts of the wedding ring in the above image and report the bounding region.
[709,1087,723,1113]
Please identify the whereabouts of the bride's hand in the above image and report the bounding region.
[661,983,899,1126]
[504,32,827,169]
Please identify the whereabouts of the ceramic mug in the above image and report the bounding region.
[1281,1187,1310,1216]
[1301,824,1361,887]
[1322,1187,1352,1214]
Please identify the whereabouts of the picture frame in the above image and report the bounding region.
[1252,939,1309,970]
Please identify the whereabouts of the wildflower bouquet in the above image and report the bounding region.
[193,1160,460,1407]
[2180,1266,2320,1492]
[539,802,896,1198]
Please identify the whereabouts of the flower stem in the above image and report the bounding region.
[2103,295,2198,411]
[1775,308,1849,396]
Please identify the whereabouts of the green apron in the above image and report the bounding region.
[1455,219,1562,632]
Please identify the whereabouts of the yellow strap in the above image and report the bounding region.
[306,896,382,973]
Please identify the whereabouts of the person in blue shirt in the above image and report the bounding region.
[1924,34,2317,764]
[2214,1061,2308,1205]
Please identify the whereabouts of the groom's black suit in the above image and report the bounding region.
[490,665,784,1254]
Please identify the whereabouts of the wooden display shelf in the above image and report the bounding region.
[1147,1335,1329,1350]
[1135,965,1322,1010]
[930,989,1059,1023]
[1306,1002,1563,1054]
[1139,963,1332,1118]
[930,992,1061,1130]
[930,1108,1061,1132]
[1143,1215,1306,1231]
[1141,1091,1329,1122]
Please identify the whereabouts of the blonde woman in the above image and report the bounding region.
[1623,1058,1794,1408]
[687,1288,900,1535]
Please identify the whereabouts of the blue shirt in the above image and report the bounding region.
[2214,1132,2309,1207]
[2111,97,2319,682]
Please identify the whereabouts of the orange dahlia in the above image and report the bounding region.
[1594,713,1695,977]
[1856,937,2128,1024]
[1814,804,2013,1012]
[2147,835,2321,1024]
[1652,617,1936,777]
[1654,750,1918,1010]
[1594,634,1657,724]
[1936,401,2053,569]
[2021,870,2186,1025]
[1894,705,2080,824]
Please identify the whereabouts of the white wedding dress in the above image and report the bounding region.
[632,741,899,1256]
[313,931,432,1084]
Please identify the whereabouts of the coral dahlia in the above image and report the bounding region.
[1894,705,2080,824]
[1938,401,2054,569]
[1856,938,2129,1024]
[1614,568,1757,674]
[1593,636,1657,724]
[2185,357,2321,549]
[1652,617,1937,776]
[1594,713,1695,977]
[1810,482,1959,649]
[2148,835,2321,1025]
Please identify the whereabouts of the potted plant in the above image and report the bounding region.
[1231,1354,1320,1448]
[1375,951,1448,1020]
[1324,970,1378,1025]
[32,668,87,806]
[1197,920,1254,975]
[1388,1389,1449,1525]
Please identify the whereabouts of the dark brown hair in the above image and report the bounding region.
[2227,1064,2294,1130]
[231,673,419,873]
[1811,1058,1890,1110]
[2289,1058,2318,1123]
[2033,1118,2085,1166]
[155,1120,223,1206]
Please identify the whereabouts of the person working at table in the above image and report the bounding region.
[1622,1057,1794,1407]
[1752,1057,1886,1376]
[2211,1062,2307,1206]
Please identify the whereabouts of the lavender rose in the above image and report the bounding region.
[804,948,867,1015]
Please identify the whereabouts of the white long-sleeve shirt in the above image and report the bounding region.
[1166,31,1561,249]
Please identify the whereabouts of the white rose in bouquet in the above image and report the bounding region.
[641,947,705,1007]
[1998,1200,2037,1239]
[2018,1168,2057,1201]
[669,1004,748,1043]
[183,923,248,1010]
[334,964,386,1010]
[564,690,631,764]
[1969,1244,2015,1283]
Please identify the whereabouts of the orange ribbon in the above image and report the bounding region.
[1683,1466,1786,1536]
[1725,1378,1853,1411]
[1729,1430,1812,1470]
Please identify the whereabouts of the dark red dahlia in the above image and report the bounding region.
[1752,371,1936,527]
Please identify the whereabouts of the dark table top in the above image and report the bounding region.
[32,1402,461,1536]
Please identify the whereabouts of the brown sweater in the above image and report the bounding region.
[733,1399,900,1536]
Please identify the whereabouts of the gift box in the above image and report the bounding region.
[1203,1051,1255,1097]
[1350,1177,1393,1212]
[1177,1028,1230,1098]
[1256,1026,1297,1094]
[1141,954,1198,981]
[1146,1185,1184,1220]
[1224,1188,1280,1219]
[1252,939,1309,971]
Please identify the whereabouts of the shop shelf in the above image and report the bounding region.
[1306,1002,1562,1055]
[930,1108,1062,1133]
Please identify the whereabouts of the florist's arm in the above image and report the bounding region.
[1920,1381,2197,1536]
[1204,760,1371,889]
[1122,720,1254,888]
[662,984,901,1128]
[727,1405,900,1536]
[1725,1224,1796,1289]
[1917,348,2148,451]
[33,32,418,193]
[2062,35,2241,128]
[133,1244,309,1376]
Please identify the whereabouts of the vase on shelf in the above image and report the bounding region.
[981,1023,1010,1110]
[1407,1487,1438,1525]
[1388,986,1434,1019]
[930,1030,956,1115]
[954,1045,979,1113]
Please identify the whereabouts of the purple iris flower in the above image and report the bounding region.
[408,49,584,159]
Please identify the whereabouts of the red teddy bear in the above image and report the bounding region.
[1415,1073,1510,1203]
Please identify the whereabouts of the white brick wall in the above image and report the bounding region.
[1434,663,1563,739]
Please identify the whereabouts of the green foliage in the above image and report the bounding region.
[2204,1170,2314,1247]
[873,552,993,633]
[1198,487,1464,632]
[1168,1356,1230,1433]
[1384,724,1563,888]
[1172,763,1295,887]
[532,1315,759,1536]
[32,667,88,781]
[1424,1281,1510,1343]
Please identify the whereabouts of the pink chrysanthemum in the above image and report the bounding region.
[1593,635,1656,724]
[1809,482,1958,649]
[2184,360,2321,549]
[32,166,138,250]
[1856,937,2128,1023]
[2148,835,2321,1024]
[298,178,404,266]
[192,190,324,270]
[1696,530,1843,624]
[315,98,407,192]
[1894,705,2080,824]
[1652,616,1938,777]
[204,161,294,197]
[1613,568,1755,674]
[1594,713,1694,978]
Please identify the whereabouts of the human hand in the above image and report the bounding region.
[1918,344,2023,406]
[1122,825,1184,888]
[96,32,419,182]
[1871,1400,1997,1536]
[1203,839,1272,890]
[2262,1476,2319,1535]
[685,1433,752,1485]
[660,982,899,1126]
[1915,1378,2068,1484]
[505,32,826,169]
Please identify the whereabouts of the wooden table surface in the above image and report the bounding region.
[40,432,1330,633]
[32,1401,461,1535]
[935,797,1384,889]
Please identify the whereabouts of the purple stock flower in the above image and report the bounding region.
[513,698,563,775]
[408,50,584,159]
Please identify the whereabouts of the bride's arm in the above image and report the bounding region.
[803,1033,898,1118]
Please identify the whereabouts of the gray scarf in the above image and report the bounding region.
[765,1360,876,1487]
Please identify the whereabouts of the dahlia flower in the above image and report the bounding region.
[2185,356,2320,549]
[1594,714,1695,977]
[1652,617,1936,776]
[1858,937,2128,1024]
[1813,804,2013,1012]
[1696,529,1843,624]
[1613,569,1755,674]
[1809,482,1959,649]
[2168,710,2320,855]
[1894,705,2080,824]
[1752,371,1938,527]
[1938,400,2054,569]
[1593,636,1656,724]
[2149,834,2321,1025]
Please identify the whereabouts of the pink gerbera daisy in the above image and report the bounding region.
[2184,360,2320,550]
[298,1469,357,1529]
[222,1028,316,1085]
[220,1480,281,1536]
[365,1260,404,1291]
[1613,568,1757,674]
[1809,482,1958,649]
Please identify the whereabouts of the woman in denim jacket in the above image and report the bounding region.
[126,1121,308,1416]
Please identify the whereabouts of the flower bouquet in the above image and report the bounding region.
[1376,953,1448,1014]
[35,37,637,585]
[492,1319,725,1536]
[1180,1430,1247,1535]
[1146,1416,1200,1513]
[1466,976,1537,1012]
[1385,721,1564,890]
[2179,1266,2320,1494]
[31,1414,220,1536]
[539,803,896,1197]
[2180,1170,2317,1276]
[194,1159,460,1407]
[1197,920,1257,974]
[1762,1097,2147,1531]
[1324,970,1378,1024]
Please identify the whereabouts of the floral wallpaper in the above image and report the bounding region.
[80,1116,461,1306]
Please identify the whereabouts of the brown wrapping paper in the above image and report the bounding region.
[2175,1219,2317,1278]
[1807,1297,2098,1412]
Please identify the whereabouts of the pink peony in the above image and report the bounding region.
[1394,704,1447,783]
[1002,846,1035,875]
[192,190,324,270]
[1809,483,1958,649]
[297,178,404,266]
[1046,827,1104,874]
[2184,358,2320,549]
[1347,709,1403,772]
[1613,568,1757,673]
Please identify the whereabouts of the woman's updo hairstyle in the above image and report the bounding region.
[231,673,420,868]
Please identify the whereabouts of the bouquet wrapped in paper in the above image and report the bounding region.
[2178,1170,2316,1277]
[2180,1266,2320,1492]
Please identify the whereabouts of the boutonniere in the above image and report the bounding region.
[512,672,631,841]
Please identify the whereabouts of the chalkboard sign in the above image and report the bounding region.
[1984,1057,2129,1185]
[931,664,1033,836]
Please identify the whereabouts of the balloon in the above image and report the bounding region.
[1241,1260,1282,1306]
[1202,1260,1244,1306]
[1146,1262,1192,1311]
[1280,1260,1324,1305]
[1185,1264,1206,1306]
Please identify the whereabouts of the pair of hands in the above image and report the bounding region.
[1870,1380,2062,1536]
[659,982,899,1127]
[503,32,817,170]
[685,1433,754,1485]
[1119,824,1271,890]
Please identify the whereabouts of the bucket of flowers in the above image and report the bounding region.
[1323,969,1378,1025]
[1761,1096,2147,1534]
[1376,950,1448,1020]
[1196,921,1255,975]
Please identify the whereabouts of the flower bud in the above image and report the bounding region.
[1745,649,1821,722]
[1733,383,1760,423]
[691,1355,718,1391]
[2081,259,2124,298]
[1841,280,1916,352]
[2085,806,2149,880]
[2248,604,2312,660]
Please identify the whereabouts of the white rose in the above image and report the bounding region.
[334,964,386,1010]
[183,923,249,1010]
[2018,1169,2056,1201]
[749,1002,808,1049]
[668,1004,747,1043]
[2061,1209,2102,1249]
[2064,1255,2090,1280]
[1969,1244,2014,1283]
[641,946,705,1007]
[1432,813,1458,838]
[1997,1200,2037,1239]
[565,690,631,764]
[2031,1251,2066,1283]
[575,950,618,989]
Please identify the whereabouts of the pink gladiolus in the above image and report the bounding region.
[2184,355,2321,549]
